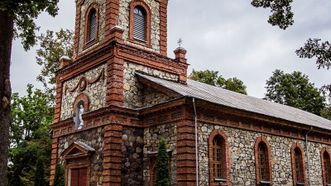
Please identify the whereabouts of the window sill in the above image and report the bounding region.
[128,37,151,48]
[84,38,98,50]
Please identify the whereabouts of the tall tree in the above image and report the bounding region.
[265,69,325,115]
[8,84,53,185]
[0,1,59,184]
[155,138,170,186]
[190,70,248,95]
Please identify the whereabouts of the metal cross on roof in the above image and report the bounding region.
[177,38,183,48]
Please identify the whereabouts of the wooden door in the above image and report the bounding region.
[70,167,87,186]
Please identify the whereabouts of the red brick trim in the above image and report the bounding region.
[290,143,307,186]
[84,3,100,48]
[54,77,63,123]
[73,2,82,59]
[105,0,120,39]
[129,0,152,47]
[159,0,168,55]
[321,147,331,186]
[72,93,90,113]
[208,130,231,186]
[254,136,272,185]
[106,56,124,107]
[49,137,58,186]
[102,124,123,185]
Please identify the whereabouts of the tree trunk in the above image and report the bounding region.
[0,9,14,186]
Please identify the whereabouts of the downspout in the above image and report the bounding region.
[305,127,313,186]
[192,98,199,186]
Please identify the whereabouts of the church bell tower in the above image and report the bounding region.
[50,0,189,185]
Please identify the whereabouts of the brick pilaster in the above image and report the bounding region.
[73,2,82,59]
[106,56,124,107]
[159,0,168,56]
[176,119,197,186]
[49,137,59,186]
[105,0,120,39]
[53,77,62,123]
[102,124,123,186]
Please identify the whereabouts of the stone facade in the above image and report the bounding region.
[122,127,144,186]
[78,0,106,54]
[119,0,161,52]
[58,127,104,186]
[123,61,178,108]
[198,123,331,186]
[61,64,107,120]
[143,123,177,186]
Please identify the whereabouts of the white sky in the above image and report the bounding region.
[11,0,331,98]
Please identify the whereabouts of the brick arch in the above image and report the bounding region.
[72,93,90,113]
[321,147,331,186]
[290,143,307,186]
[84,2,100,46]
[208,129,231,186]
[129,0,152,47]
[254,136,272,185]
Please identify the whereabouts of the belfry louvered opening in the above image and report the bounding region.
[87,8,97,42]
[133,6,147,41]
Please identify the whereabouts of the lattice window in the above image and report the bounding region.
[87,8,97,42]
[133,6,146,41]
[258,142,269,181]
[294,148,304,184]
[212,136,224,179]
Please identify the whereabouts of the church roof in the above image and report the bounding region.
[137,73,331,131]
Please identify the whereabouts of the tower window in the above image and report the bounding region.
[87,8,97,42]
[208,130,229,185]
[255,137,272,185]
[291,144,306,186]
[133,6,146,41]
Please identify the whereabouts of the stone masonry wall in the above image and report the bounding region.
[58,127,104,186]
[123,62,178,108]
[119,0,161,52]
[122,127,144,185]
[143,123,177,186]
[198,123,331,186]
[78,0,106,54]
[61,64,107,120]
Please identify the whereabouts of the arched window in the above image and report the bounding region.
[133,6,146,41]
[208,130,230,185]
[87,8,97,42]
[321,148,331,186]
[291,144,306,186]
[255,137,272,185]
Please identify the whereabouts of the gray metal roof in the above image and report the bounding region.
[137,73,331,131]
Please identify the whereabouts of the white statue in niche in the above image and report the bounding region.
[73,101,84,129]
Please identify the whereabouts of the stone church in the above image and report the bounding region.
[50,0,331,185]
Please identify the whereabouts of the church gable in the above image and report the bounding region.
[61,141,95,160]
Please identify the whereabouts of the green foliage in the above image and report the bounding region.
[53,164,65,186]
[34,159,46,186]
[36,29,73,94]
[251,0,294,30]
[0,0,59,50]
[155,138,170,186]
[321,106,331,120]
[265,70,325,115]
[190,70,247,95]
[8,84,53,185]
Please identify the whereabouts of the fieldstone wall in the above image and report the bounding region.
[143,123,177,186]
[122,127,144,185]
[198,123,331,186]
[58,127,104,186]
[119,0,161,52]
[78,0,106,54]
[123,62,178,108]
[61,64,107,120]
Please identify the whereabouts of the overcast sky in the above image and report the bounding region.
[11,0,331,98]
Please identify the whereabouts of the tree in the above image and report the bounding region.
[155,138,170,186]
[251,0,331,99]
[189,70,248,95]
[265,69,325,115]
[8,84,53,185]
[34,159,46,186]
[53,164,65,186]
[36,29,73,98]
[0,1,59,184]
